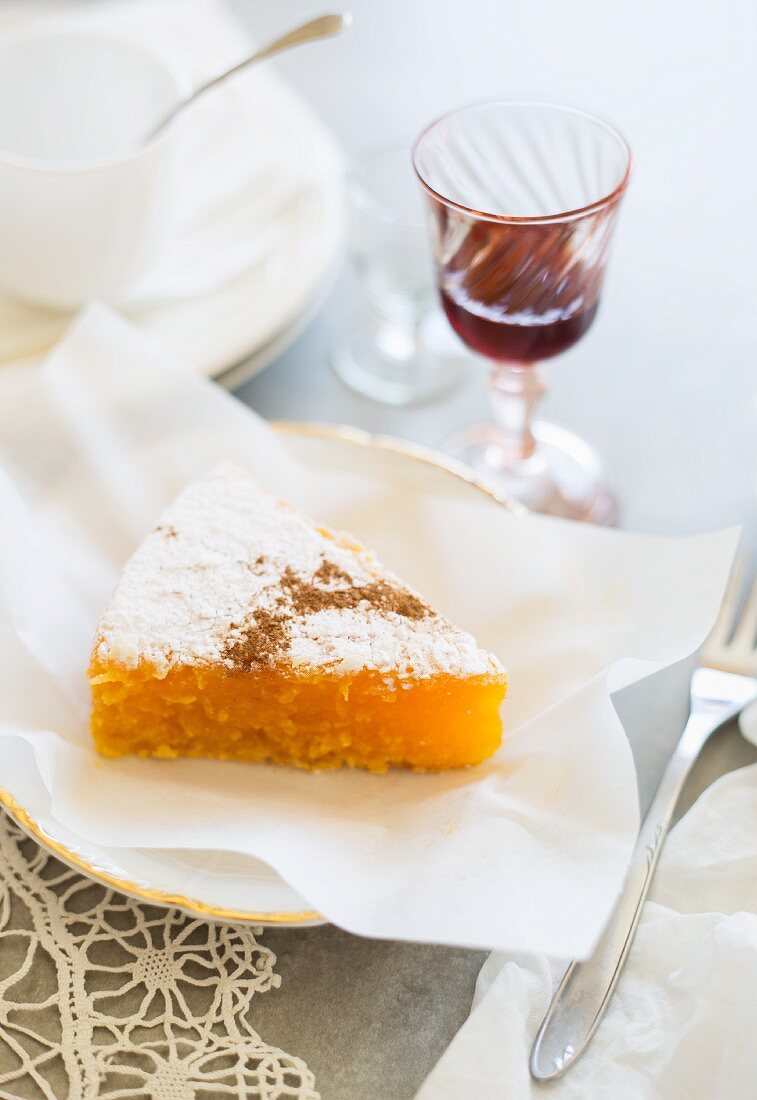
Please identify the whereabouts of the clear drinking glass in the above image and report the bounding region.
[413,100,632,523]
[332,147,464,406]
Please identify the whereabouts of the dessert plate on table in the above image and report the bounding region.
[0,424,516,927]
[0,2,344,385]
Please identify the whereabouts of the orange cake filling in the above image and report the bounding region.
[88,465,507,772]
[90,661,506,772]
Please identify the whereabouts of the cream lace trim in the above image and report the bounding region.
[0,812,318,1099]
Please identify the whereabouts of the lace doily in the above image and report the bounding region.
[0,811,318,1099]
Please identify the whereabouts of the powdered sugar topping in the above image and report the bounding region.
[93,465,504,680]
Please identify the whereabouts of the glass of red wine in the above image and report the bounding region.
[413,100,632,523]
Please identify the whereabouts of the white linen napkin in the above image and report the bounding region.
[0,304,739,955]
[740,700,757,743]
[416,759,757,1099]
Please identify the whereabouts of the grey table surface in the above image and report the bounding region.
[14,2,756,1098]
[227,2,757,1098]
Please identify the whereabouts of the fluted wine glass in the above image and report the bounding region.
[413,100,632,523]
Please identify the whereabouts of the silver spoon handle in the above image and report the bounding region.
[148,13,351,143]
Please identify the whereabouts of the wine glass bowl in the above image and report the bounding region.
[413,100,632,522]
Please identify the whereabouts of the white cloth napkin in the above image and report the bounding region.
[0,0,342,365]
[740,701,757,743]
[416,758,757,1099]
[0,304,738,956]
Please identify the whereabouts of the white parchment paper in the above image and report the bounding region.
[0,305,738,954]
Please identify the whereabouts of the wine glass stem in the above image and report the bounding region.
[370,288,427,366]
[374,314,418,365]
[488,362,546,461]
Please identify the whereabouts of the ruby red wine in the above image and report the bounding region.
[440,289,598,362]
[433,215,606,363]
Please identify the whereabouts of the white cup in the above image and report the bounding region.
[0,29,190,310]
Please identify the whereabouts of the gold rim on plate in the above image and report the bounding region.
[0,422,519,926]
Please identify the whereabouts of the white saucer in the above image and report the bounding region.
[0,424,515,926]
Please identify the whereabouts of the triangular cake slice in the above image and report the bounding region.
[89,465,507,772]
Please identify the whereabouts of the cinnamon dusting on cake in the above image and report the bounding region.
[313,559,353,586]
[223,561,432,671]
[282,565,430,621]
[224,608,289,669]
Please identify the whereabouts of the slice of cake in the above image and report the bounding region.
[89,465,507,772]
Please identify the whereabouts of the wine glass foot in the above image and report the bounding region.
[331,314,464,407]
[442,419,619,526]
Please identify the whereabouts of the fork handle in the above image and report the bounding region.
[529,700,743,1081]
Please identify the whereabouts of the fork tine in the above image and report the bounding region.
[732,574,757,651]
[705,555,746,650]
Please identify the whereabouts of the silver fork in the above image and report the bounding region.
[530,560,757,1081]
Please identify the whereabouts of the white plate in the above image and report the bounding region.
[0,424,515,926]
[0,6,344,384]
